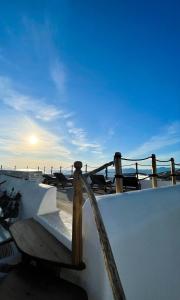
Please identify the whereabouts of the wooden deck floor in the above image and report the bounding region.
[10,218,84,269]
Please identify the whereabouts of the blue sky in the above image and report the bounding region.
[0,0,179,169]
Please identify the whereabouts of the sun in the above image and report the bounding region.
[28,135,39,145]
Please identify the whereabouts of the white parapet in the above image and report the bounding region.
[0,171,58,219]
[0,170,73,248]
[62,185,180,300]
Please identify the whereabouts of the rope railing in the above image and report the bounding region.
[72,160,126,300]
[156,174,171,179]
[138,163,153,167]
[1,153,179,183]
[122,163,136,167]
[156,164,170,167]
[121,155,152,161]
[156,159,171,163]
[70,152,180,300]
[136,164,170,168]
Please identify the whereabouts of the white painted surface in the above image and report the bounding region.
[35,210,72,250]
[1,170,43,182]
[1,171,180,300]
[0,173,72,247]
[0,174,57,218]
[140,178,180,189]
[62,185,180,300]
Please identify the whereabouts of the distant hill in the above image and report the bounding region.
[107,167,171,175]
[105,167,180,181]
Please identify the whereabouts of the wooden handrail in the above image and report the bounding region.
[84,161,114,177]
[80,174,126,300]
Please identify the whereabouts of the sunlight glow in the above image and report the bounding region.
[28,135,39,145]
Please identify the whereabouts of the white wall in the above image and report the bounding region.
[1,172,180,300]
[62,185,180,300]
[0,174,57,218]
[140,178,180,189]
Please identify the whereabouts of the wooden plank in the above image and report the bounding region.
[10,218,83,269]
[84,161,114,177]
[0,266,88,300]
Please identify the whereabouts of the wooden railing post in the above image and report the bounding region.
[170,157,176,185]
[151,154,157,188]
[114,152,123,193]
[135,162,139,179]
[85,164,87,173]
[38,166,39,171]
[72,161,83,265]
[71,164,74,175]
[51,166,53,175]
[105,166,108,179]
[60,166,62,173]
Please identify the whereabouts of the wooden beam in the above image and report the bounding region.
[114,152,123,193]
[72,161,83,265]
[84,161,114,177]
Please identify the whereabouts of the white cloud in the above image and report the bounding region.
[22,18,67,97]
[0,115,71,161]
[50,59,66,95]
[66,121,103,152]
[126,122,180,159]
[0,76,70,121]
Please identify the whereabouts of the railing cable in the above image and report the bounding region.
[156,159,171,163]
[121,156,152,162]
